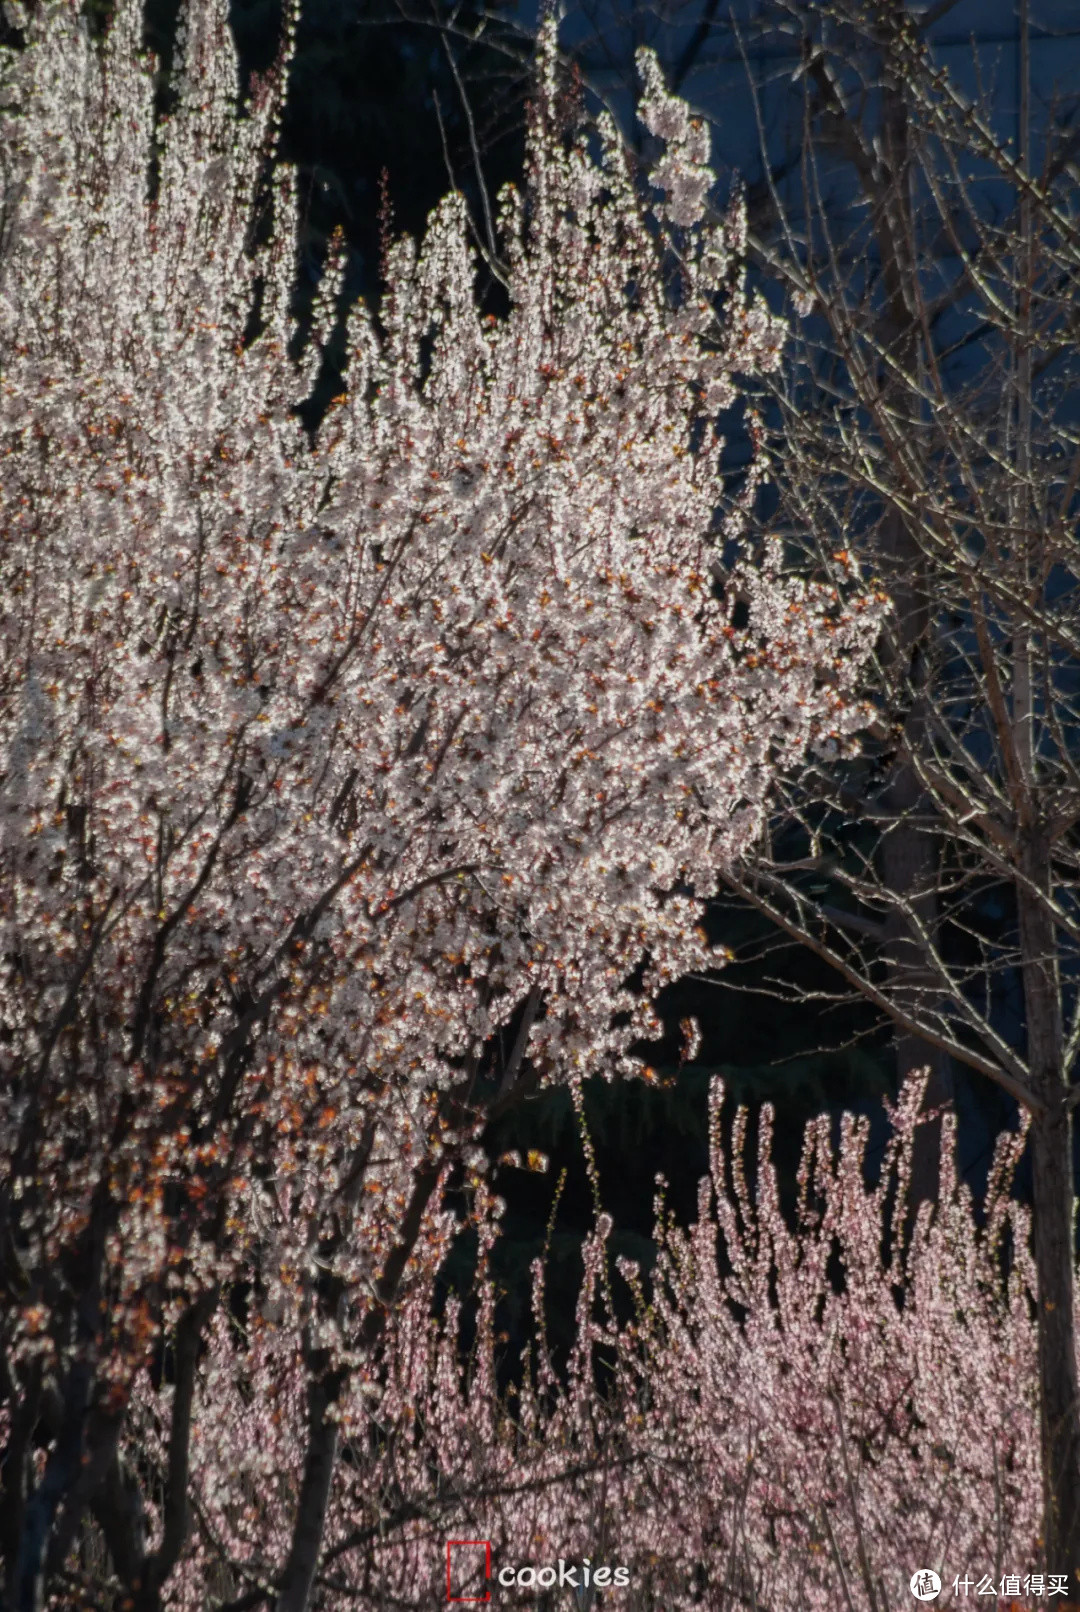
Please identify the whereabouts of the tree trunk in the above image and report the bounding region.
[274,1365,342,1612]
[877,504,953,1211]
[1017,839,1080,1601]
[873,26,954,1204]
[272,1158,442,1612]
[880,754,953,1210]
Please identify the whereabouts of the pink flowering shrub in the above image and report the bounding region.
[142,1075,1044,1609]
[608,1078,1042,1607]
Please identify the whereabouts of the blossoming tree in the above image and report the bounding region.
[0,1,878,1607]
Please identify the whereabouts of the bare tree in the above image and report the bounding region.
[708,0,1080,1594]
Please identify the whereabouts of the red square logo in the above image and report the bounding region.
[446,1540,492,1602]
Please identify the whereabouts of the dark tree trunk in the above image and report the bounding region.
[880,754,953,1210]
[272,1157,441,1612]
[877,507,954,1212]
[1018,838,1080,1602]
[274,1365,343,1612]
